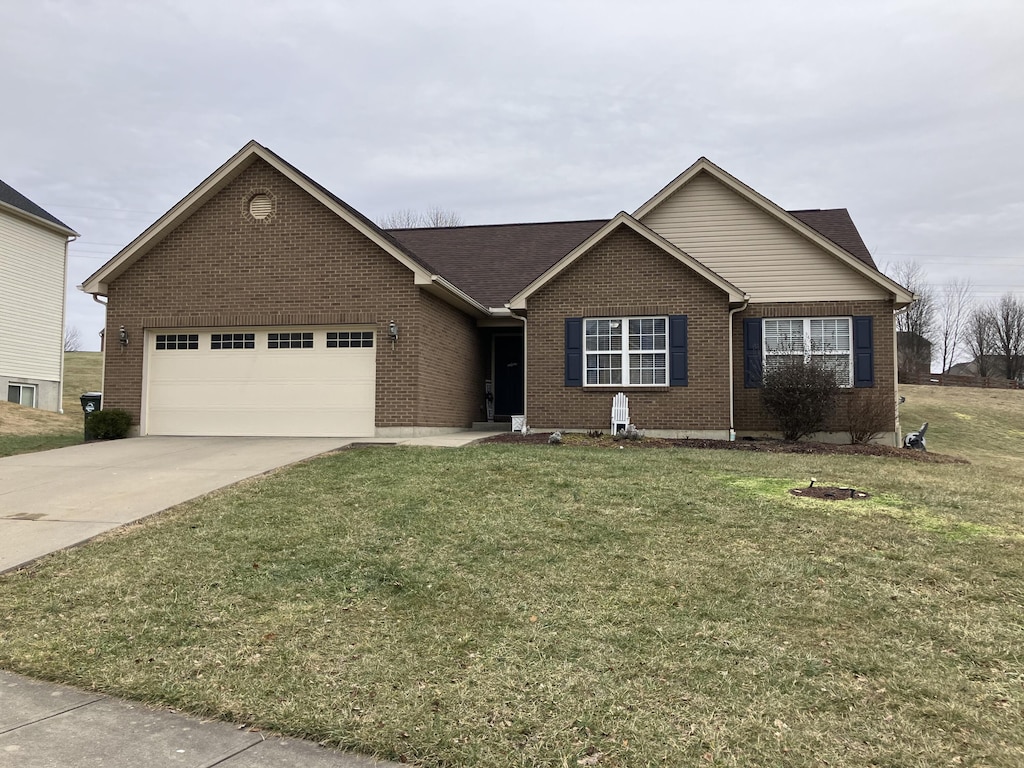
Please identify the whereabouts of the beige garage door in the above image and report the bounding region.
[144,327,375,437]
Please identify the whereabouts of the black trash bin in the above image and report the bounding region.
[80,392,103,441]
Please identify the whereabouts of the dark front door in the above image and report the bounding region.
[493,334,524,417]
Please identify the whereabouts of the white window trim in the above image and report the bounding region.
[584,316,669,387]
[7,382,37,407]
[763,316,853,387]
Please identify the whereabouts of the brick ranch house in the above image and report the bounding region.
[80,141,914,443]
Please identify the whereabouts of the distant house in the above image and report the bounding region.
[80,141,914,442]
[947,356,1024,383]
[897,331,932,380]
[0,179,78,411]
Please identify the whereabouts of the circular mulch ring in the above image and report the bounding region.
[790,486,871,501]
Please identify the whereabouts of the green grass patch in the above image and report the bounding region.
[1,443,1022,767]
[0,432,83,457]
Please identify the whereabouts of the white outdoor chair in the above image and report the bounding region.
[611,392,629,435]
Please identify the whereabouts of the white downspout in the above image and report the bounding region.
[519,314,527,428]
[728,298,750,441]
[57,235,77,413]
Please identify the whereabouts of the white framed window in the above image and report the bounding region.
[7,383,37,407]
[763,317,852,386]
[585,317,668,386]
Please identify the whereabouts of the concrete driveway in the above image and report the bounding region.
[0,436,350,573]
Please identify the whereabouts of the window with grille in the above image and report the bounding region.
[584,317,667,386]
[155,333,199,350]
[211,332,255,350]
[268,332,313,349]
[327,331,374,348]
[763,317,852,386]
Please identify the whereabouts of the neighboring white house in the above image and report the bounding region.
[0,179,78,412]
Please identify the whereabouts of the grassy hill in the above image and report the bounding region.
[0,352,103,455]
[899,383,1024,464]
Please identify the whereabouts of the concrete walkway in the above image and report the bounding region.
[0,432,500,574]
[0,669,398,767]
[0,431,502,767]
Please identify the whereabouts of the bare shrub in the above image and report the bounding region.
[847,390,894,445]
[761,358,839,441]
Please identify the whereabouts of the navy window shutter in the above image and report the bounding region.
[853,316,874,387]
[565,318,583,387]
[743,318,763,388]
[668,315,688,386]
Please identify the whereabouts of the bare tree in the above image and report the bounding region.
[64,326,82,352]
[887,261,935,377]
[378,209,422,229]
[378,207,463,229]
[962,303,996,377]
[422,206,463,227]
[990,292,1024,381]
[936,278,973,373]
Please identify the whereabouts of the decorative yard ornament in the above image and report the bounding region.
[903,422,929,451]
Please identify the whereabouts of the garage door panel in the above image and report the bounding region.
[145,329,375,437]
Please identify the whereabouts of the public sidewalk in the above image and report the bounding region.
[0,670,398,767]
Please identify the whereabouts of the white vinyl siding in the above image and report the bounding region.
[0,210,66,383]
[764,317,853,387]
[640,171,888,303]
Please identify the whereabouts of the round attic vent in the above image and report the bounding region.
[249,193,273,220]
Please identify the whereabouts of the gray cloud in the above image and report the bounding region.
[2,0,1021,350]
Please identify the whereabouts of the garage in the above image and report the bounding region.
[143,327,375,437]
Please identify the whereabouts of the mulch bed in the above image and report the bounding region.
[479,432,967,464]
[790,486,871,501]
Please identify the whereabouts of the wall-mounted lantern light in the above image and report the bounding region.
[388,320,399,346]
[119,325,129,347]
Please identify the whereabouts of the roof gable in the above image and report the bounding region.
[507,213,746,310]
[634,158,912,305]
[79,141,439,297]
[0,178,77,236]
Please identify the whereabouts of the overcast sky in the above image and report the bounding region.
[3,0,1021,352]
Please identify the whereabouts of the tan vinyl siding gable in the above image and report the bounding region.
[0,209,65,381]
[640,171,889,303]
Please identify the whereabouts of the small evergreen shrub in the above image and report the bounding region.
[760,359,840,441]
[86,408,133,440]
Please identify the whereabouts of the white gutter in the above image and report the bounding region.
[728,298,751,440]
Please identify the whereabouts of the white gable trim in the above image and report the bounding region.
[0,201,78,238]
[506,212,747,310]
[79,140,432,295]
[633,158,914,306]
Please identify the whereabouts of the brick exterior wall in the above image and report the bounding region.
[526,226,732,432]
[103,158,480,430]
[732,300,898,434]
[417,290,485,426]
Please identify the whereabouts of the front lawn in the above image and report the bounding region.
[1,438,1022,766]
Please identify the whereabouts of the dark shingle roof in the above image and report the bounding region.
[0,178,74,233]
[388,208,878,307]
[788,208,876,268]
[388,220,607,308]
